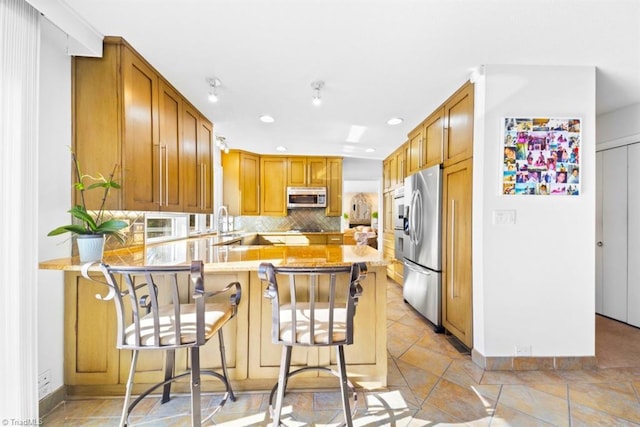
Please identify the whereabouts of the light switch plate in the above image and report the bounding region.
[493,210,516,225]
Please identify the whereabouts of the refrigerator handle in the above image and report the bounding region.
[404,261,431,275]
[409,190,417,243]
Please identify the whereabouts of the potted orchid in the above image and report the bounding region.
[47,151,128,262]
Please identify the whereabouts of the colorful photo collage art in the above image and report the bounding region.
[503,117,580,196]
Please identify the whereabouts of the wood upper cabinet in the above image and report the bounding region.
[287,157,327,187]
[222,150,260,216]
[182,104,200,212]
[443,81,474,167]
[407,124,425,175]
[121,45,160,211]
[158,80,183,211]
[442,158,473,348]
[196,119,213,213]
[383,144,406,191]
[260,156,288,216]
[326,157,342,217]
[424,107,445,168]
[73,37,214,213]
[383,159,391,192]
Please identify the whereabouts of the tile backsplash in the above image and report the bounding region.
[236,208,340,232]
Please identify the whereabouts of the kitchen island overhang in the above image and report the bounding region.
[40,240,388,395]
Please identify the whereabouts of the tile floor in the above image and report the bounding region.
[43,279,640,426]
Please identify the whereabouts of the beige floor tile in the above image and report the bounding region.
[414,332,467,360]
[215,392,265,414]
[508,370,567,385]
[442,359,485,388]
[387,356,409,387]
[479,370,523,385]
[395,358,440,401]
[569,382,640,423]
[353,407,417,426]
[399,343,453,377]
[210,410,271,426]
[407,402,467,425]
[424,379,499,422]
[570,401,640,427]
[366,385,421,411]
[491,402,557,426]
[497,384,569,426]
[386,321,425,358]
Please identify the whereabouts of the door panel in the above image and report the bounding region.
[600,147,628,321]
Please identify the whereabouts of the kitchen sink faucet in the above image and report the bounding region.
[217,205,229,233]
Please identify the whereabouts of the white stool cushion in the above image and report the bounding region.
[124,303,232,346]
[277,303,348,344]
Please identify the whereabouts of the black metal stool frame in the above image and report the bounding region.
[258,262,367,427]
[82,260,241,426]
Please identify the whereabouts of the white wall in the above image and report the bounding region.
[473,65,596,357]
[37,18,71,398]
[343,157,382,180]
[596,102,640,146]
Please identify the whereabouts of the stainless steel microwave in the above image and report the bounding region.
[287,187,327,208]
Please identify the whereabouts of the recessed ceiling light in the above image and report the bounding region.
[365,148,376,153]
[276,146,287,152]
[346,125,367,143]
[387,117,403,126]
[260,115,275,123]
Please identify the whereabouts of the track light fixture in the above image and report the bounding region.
[215,135,230,153]
[311,80,324,106]
[207,77,221,103]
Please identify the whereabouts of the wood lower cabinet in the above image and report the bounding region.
[442,158,473,348]
[248,267,386,382]
[73,37,213,213]
[326,233,343,245]
[64,270,249,391]
[260,157,288,216]
[258,234,326,245]
[64,263,387,393]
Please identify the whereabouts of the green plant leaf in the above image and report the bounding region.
[47,225,90,236]
[95,219,128,234]
[68,205,97,230]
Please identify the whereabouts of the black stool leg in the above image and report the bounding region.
[272,345,292,426]
[161,349,175,404]
[190,347,202,426]
[336,345,353,427]
[218,328,236,401]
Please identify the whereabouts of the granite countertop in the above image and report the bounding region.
[39,234,385,272]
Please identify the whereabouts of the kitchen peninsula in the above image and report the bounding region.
[40,236,388,396]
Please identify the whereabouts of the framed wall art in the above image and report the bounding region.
[502,117,581,196]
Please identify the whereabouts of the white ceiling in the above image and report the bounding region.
[60,0,640,160]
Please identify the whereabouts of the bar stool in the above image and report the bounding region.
[81,260,241,426]
[257,262,367,426]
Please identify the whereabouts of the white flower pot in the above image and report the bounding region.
[76,234,105,262]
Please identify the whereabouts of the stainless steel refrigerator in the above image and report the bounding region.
[402,164,443,331]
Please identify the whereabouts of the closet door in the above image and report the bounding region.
[598,146,628,322]
[627,143,640,327]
